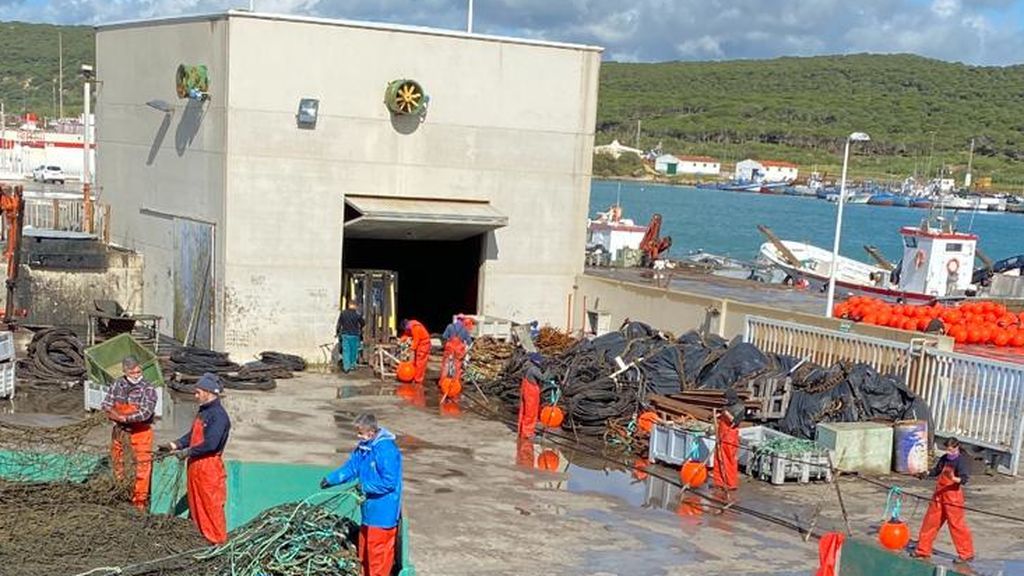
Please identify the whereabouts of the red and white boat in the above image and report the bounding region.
[760,217,980,304]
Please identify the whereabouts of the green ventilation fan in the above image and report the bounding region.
[176,64,210,100]
[384,79,428,116]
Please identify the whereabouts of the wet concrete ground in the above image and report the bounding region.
[5,367,1024,575]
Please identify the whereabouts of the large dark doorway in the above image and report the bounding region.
[343,236,481,334]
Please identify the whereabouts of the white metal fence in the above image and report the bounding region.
[744,316,915,384]
[912,349,1024,476]
[744,315,1024,476]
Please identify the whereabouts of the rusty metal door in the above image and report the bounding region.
[173,219,214,348]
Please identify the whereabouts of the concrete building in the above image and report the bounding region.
[95,11,601,358]
[654,154,680,175]
[675,155,720,176]
[735,159,798,183]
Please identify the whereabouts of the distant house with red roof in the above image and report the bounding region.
[654,154,720,176]
[735,159,798,183]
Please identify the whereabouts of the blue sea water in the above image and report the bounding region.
[590,180,1024,264]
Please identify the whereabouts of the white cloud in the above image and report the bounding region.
[4,0,1024,65]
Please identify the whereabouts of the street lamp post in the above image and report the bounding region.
[825,131,871,318]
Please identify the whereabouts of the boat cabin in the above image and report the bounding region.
[898,219,977,297]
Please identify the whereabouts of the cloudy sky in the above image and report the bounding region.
[4,0,1024,65]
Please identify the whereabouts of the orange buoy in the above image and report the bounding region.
[537,449,560,471]
[632,458,650,481]
[878,519,911,551]
[439,377,462,398]
[637,411,658,434]
[396,361,415,383]
[539,405,565,428]
[679,460,708,488]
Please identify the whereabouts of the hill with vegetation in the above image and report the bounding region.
[0,21,94,121]
[598,54,1024,188]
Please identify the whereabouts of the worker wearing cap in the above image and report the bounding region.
[913,437,975,564]
[321,413,403,576]
[401,319,431,385]
[440,315,473,391]
[159,373,231,544]
[518,353,544,439]
[101,356,158,510]
[713,388,745,494]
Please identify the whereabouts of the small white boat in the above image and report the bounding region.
[760,216,981,304]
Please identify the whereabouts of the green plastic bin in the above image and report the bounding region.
[150,458,415,575]
[85,333,164,388]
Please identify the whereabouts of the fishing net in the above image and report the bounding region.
[0,414,207,576]
[0,414,364,576]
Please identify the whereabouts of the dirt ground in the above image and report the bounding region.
[6,366,1024,576]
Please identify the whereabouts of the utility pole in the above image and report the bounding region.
[58,32,64,119]
[965,138,975,190]
[52,80,56,121]
[467,0,474,33]
[635,119,642,150]
[83,72,93,233]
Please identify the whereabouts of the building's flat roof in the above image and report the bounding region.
[96,10,604,54]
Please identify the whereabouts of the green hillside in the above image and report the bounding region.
[598,54,1024,188]
[0,22,94,120]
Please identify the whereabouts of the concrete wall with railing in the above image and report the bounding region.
[572,273,952,351]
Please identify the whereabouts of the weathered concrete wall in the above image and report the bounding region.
[95,19,229,346]
[572,274,954,350]
[13,249,144,328]
[218,14,600,357]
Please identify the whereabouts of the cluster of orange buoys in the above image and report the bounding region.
[834,297,1024,347]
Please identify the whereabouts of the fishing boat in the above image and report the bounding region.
[759,216,984,304]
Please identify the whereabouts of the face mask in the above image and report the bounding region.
[128,374,143,385]
[946,451,959,461]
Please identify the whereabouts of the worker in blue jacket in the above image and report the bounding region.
[321,413,403,576]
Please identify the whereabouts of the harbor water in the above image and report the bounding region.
[590,180,1024,264]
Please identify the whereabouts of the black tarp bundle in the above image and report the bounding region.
[478,322,932,441]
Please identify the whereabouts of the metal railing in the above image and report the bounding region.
[910,349,1024,476]
[744,314,1024,475]
[744,316,915,384]
[1,198,109,242]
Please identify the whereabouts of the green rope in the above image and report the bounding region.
[884,486,904,521]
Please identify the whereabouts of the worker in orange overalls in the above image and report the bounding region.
[401,319,431,385]
[160,373,232,544]
[912,437,975,564]
[712,388,745,494]
[440,315,473,391]
[517,353,544,439]
[101,356,158,510]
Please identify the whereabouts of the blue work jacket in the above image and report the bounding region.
[325,427,403,528]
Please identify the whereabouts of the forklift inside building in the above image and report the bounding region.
[341,195,507,339]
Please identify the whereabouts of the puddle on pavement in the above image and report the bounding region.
[1,386,83,417]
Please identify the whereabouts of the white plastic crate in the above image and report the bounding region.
[0,332,14,363]
[649,422,717,467]
[0,361,14,399]
[85,382,165,418]
[739,425,831,485]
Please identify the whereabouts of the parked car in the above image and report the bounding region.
[32,165,65,184]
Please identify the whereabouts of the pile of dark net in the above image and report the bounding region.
[477,321,930,441]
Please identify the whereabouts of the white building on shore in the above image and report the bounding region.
[594,139,642,160]
[735,159,798,183]
[655,154,720,176]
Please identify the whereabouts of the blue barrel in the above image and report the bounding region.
[893,420,929,475]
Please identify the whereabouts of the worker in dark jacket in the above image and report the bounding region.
[440,315,473,391]
[713,388,744,493]
[401,319,431,385]
[336,302,366,373]
[159,373,231,544]
[322,413,403,576]
[518,353,544,439]
[913,437,975,563]
[101,356,158,509]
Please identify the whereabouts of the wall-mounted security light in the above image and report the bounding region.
[297,98,319,129]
